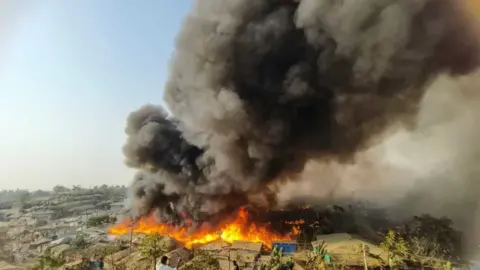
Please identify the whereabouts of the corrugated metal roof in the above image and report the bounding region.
[311,233,386,266]
[199,240,230,251]
[315,233,352,243]
[165,247,192,267]
[230,241,262,252]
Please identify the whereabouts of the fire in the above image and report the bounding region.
[467,0,480,16]
[284,220,305,225]
[108,208,301,248]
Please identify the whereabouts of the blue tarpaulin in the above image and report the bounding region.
[271,242,297,254]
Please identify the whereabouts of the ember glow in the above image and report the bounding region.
[108,208,300,248]
[284,220,305,225]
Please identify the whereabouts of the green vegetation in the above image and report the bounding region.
[182,250,220,270]
[380,229,409,268]
[306,240,329,270]
[260,246,294,270]
[72,233,89,249]
[52,207,68,219]
[53,185,70,193]
[378,214,461,269]
[86,214,117,227]
[403,214,461,260]
[137,234,170,268]
[30,248,66,270]
[19,192,31,206]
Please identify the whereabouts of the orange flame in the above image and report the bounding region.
[284,220,305,225]
[108,208,300,248]
[467,0,480,17]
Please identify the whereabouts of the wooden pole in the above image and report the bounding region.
[362,244,368,270]
[128,222,133,257]
[153,241,157,270]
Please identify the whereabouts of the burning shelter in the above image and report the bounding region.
[198,240,231,259]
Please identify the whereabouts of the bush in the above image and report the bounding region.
[182,250,220,270]
[401,215,461,260]
[72,233,89,249]
[86,214,116,227]
[306,240,329,270]
[30,248,66,270]
[260,246,294,270]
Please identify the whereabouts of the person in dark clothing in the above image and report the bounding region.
[88,255,104,270]
[233,260,240,270]
[96,256,104,269]
[253,254,261,269]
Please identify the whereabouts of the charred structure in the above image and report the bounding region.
[124,0,480,228]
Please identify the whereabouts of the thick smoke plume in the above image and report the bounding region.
[277,71,480,252]
[124,0,480,227]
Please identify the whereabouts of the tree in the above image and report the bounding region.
[401,215,461,260]
[87,214,116,227]
[72,233,89,249]
[32,189,51,197]
[380,230,409,269]
[137,234,169,269]
[94,201,111,210]
[53,185,69,193]
[31,248,66,269]
[19,192,30,205]
[72,185,82,191]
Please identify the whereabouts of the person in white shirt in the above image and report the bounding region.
[157,255,177,270]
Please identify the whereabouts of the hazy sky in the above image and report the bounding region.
[0,0,193,190]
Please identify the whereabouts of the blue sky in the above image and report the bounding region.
[0,0,193,190]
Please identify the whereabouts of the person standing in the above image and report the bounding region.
[156,256,177,270]
[232,260,240,270]
[253,254,261,270]
[96,255,104,269]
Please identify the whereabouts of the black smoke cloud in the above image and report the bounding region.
[124,0,479,226]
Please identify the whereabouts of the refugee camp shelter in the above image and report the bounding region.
[311,233,386,267]
[164,247,192,268]
[230,241,263,267]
